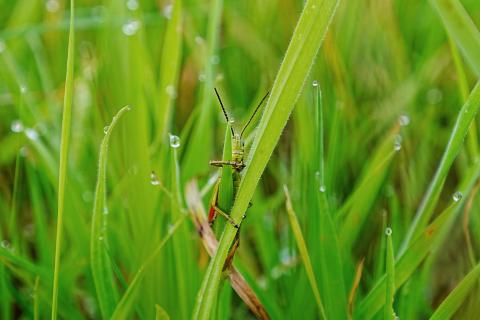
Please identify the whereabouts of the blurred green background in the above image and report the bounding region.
[1,0,480,319]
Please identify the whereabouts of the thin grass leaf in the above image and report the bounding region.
[402,82,480,250]
[154,0,183,145]
[50,1,74,318]
[430,0,480,76]
[192,1,340,318]
[91,106,130,319]
[383,228,395,320]
[357,162,480,319]
[284,186,327,319]
[429,262,480,320]
[111,216,185,319]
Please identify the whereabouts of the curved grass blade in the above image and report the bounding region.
[284,186,327,319]
[91,106,131,319]
[155,304,170,320]
[429,262,480,320]
[402,82,480,251]
[192,1,340,318]
[50,1,75,318]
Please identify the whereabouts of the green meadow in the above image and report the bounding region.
[1,0,480,319]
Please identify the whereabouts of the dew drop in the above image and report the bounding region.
[315,171,321,179]
[211,55,220,65]
[103,126,109,134]
[163,3,173,19]
[45,0,60,13]
[122,20,141,36]
[125,105,132,111]
[165,85,177,99]
[11,120,24,133]
[385,227,392,236]
[195,36,204,45]
[169,134,181,148]
[20,84,27,94]
[319,185,326,193]
[398,114,410,127]
[126,0,139,11]
[198,73,206,82]
[426,88,443,105]
[1,240,11,249]
[25,128,39,140]
[453,191,463,202]
[150,171,160,185]
[394,134,402,151]
[167,223,175,234]
[312,80,319,87]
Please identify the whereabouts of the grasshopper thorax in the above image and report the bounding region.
[232,133,244,165]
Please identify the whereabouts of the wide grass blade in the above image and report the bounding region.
[50,1,74,318]
[91,106,130,319]
[284,186,327,319]
[429,263,480,320]
[192,0,340,318]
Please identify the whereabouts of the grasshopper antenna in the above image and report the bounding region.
[240,91,269,138]
[214,88,235,135]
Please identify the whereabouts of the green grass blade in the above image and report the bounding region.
[111,216,185,319]
[192,1,340,318]
[430,0,480,76]
[402,82,480,250]
[429,263,480,320]
[155,304,170,320]
[357,162,480,319]
[91,106,130,319]
[154,0,183,145]
[50,1,74,319]
[383,228,395,320]
[284,186,327,319]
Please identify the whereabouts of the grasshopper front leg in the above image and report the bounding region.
[208,179,240,228]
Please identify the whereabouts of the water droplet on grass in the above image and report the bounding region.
[11,120,24,133]
[398,114,410,126]
[319,185,326,193]
[163,4,173,19]
[426,88,443,105]
[126,0,139,11]
[169,134,180,148]
[150,171,160,185]
[165,85,177,99]
[394,135,402,151]
[122,20,141,36]
[312,80,319,87]
[45,0,60,12]
[25,128,39,140]
[453,191,463,202]
[385,227,392,236]
[198,73,206,82]
[103,126,109,134]
[1,240,11,249]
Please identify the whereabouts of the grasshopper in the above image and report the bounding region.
[209,88,269,268]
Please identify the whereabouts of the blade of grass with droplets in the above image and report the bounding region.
[384,228,395,320]
[356,162,480,319]
[338,127,399,248]
[284,186,327,319]
[154,0,183,147]
[193,1,340,318]
[430,0,480,76]
[429,262,480,320]
[402,82,480,251]
[50,1,74,319]
[111,216,185,319]
[90,106,130,319]
[181,0,223,179]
